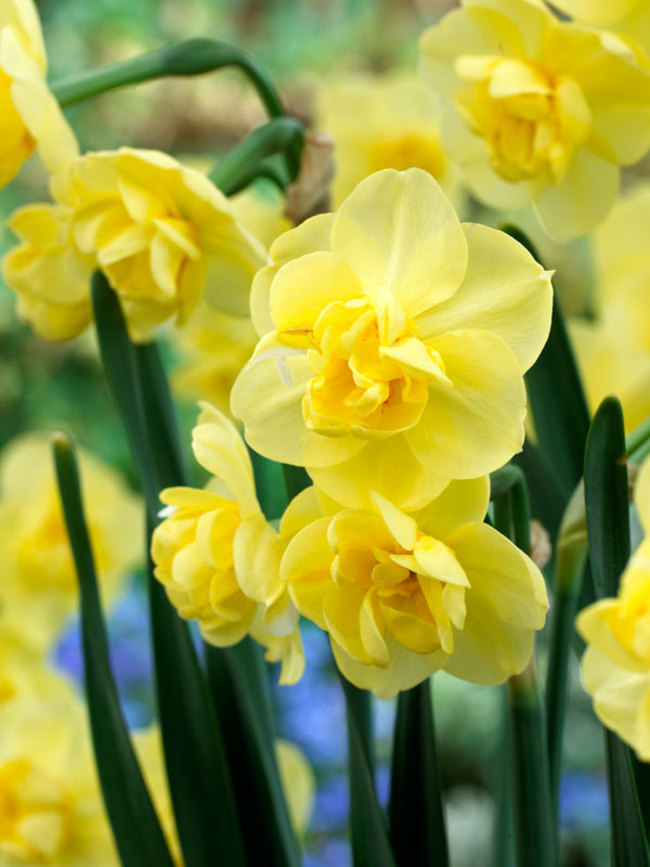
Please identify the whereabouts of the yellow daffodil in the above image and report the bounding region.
[0,433,141,652]
[0,0,78,189]
[0,624,76,707]
[419,0,650,240]
[151,403,304,684]
[173,187,291,412]
[281,478,548,698]
[316,73,462,209]
[3,148,267,343]
[577,457,650,759]
[569,185,650,432]
[232,168,552,511]
[0,695,117,865]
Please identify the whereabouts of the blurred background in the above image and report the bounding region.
[0,1,610,865]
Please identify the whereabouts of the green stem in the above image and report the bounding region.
[508,658,556,867]
[51,38,284,118]
[209,117,304,194]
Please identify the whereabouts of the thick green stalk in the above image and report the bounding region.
[389,680,449,867]
[53,434,175,867]
[51,38,284,118]
[508,659,556,867]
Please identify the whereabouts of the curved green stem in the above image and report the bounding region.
[51,38,284,118]
[209,117,304,194]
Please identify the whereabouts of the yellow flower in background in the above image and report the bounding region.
[0,0,78,189]
[577,457,650,759]
[281,478,548,698]
[551,0,650,56]
[0,695,117,865]
[419,0,650,241]
[232,168,552,511]
[3,148,267,343]
[0,623,76,708]
[151,403,304,684]
[0,433,141,652]
[569,184,650,432]
[173,187,291,412]
[275,739,315,836]
[2,202,95,340]
[316,73,462,209]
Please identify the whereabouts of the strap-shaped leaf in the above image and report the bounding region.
[389,680,449,866]
[132,324,299,866]
[584,396,630,599]
[52,433,174,867]
[92,272,246,867]
[206,642,301,867]
[338,675,396,867]
[502,225,590,499]
[584,396,649,865]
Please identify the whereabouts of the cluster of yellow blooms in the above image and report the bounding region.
[2,0,650,857]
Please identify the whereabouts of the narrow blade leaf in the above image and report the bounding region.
[52,433,174,867]
[389,679,449,866]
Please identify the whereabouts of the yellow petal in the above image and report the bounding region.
[233,515,283,606]
[416,223,553,373]
[417,477,490,539]
[406,329,526,479]
[370,493,418,551]
[330,168,468,318]
[414,538,470,588]
[281,517,333,629]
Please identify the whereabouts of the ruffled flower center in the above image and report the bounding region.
[367,131,447,180]
[328,515,468,665]
[0,759,73,862]
[301,298,448,437]
[455,55,591,184]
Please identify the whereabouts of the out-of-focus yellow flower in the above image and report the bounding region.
[281,478,548,698]
[0,695,117,865]
[551,0,650,57]
[151,403,304,684]
[0,433,141,652]
[2,203,95,340]
[316,73,462,209]
[0,624,76,707]
[232,168,552,511]
[275,739,315,836]
[577,457,650,759]
[0,0,78,189]
[419,0,650,240]
[173,187,291,412]
[569,184,650,432]
[3,148,267,343]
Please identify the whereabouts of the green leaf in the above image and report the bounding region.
[633,757,650,841]
[584,396,630,599]
[338,676,395,867]
[583,396,648,865]
[133,331,299,867]
[206,642,301,867]
[283,463,312,502]
[606,734,650,867]
[250,448,288,521]
[389,680,449,867]
[512,441,566,543]
[507,662,557,867]
[93,274,246,867]
[146,518,247,867]
[502,225,590,499]
[52,433,174,867]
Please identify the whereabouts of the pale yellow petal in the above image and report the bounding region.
[330,168,468,318]
[417,477,490,540]
[281,517,333,629]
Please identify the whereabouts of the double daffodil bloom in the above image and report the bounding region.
[3,148,267,342]
[316,73,462,208]
[0,0,78,189]
[419,0,650,240]
[0,695,117,865]
[151,403,304,684]
[0,434,141,652]
[232,168,552,511]
[281,478,548,698]
[577,458,650,759]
